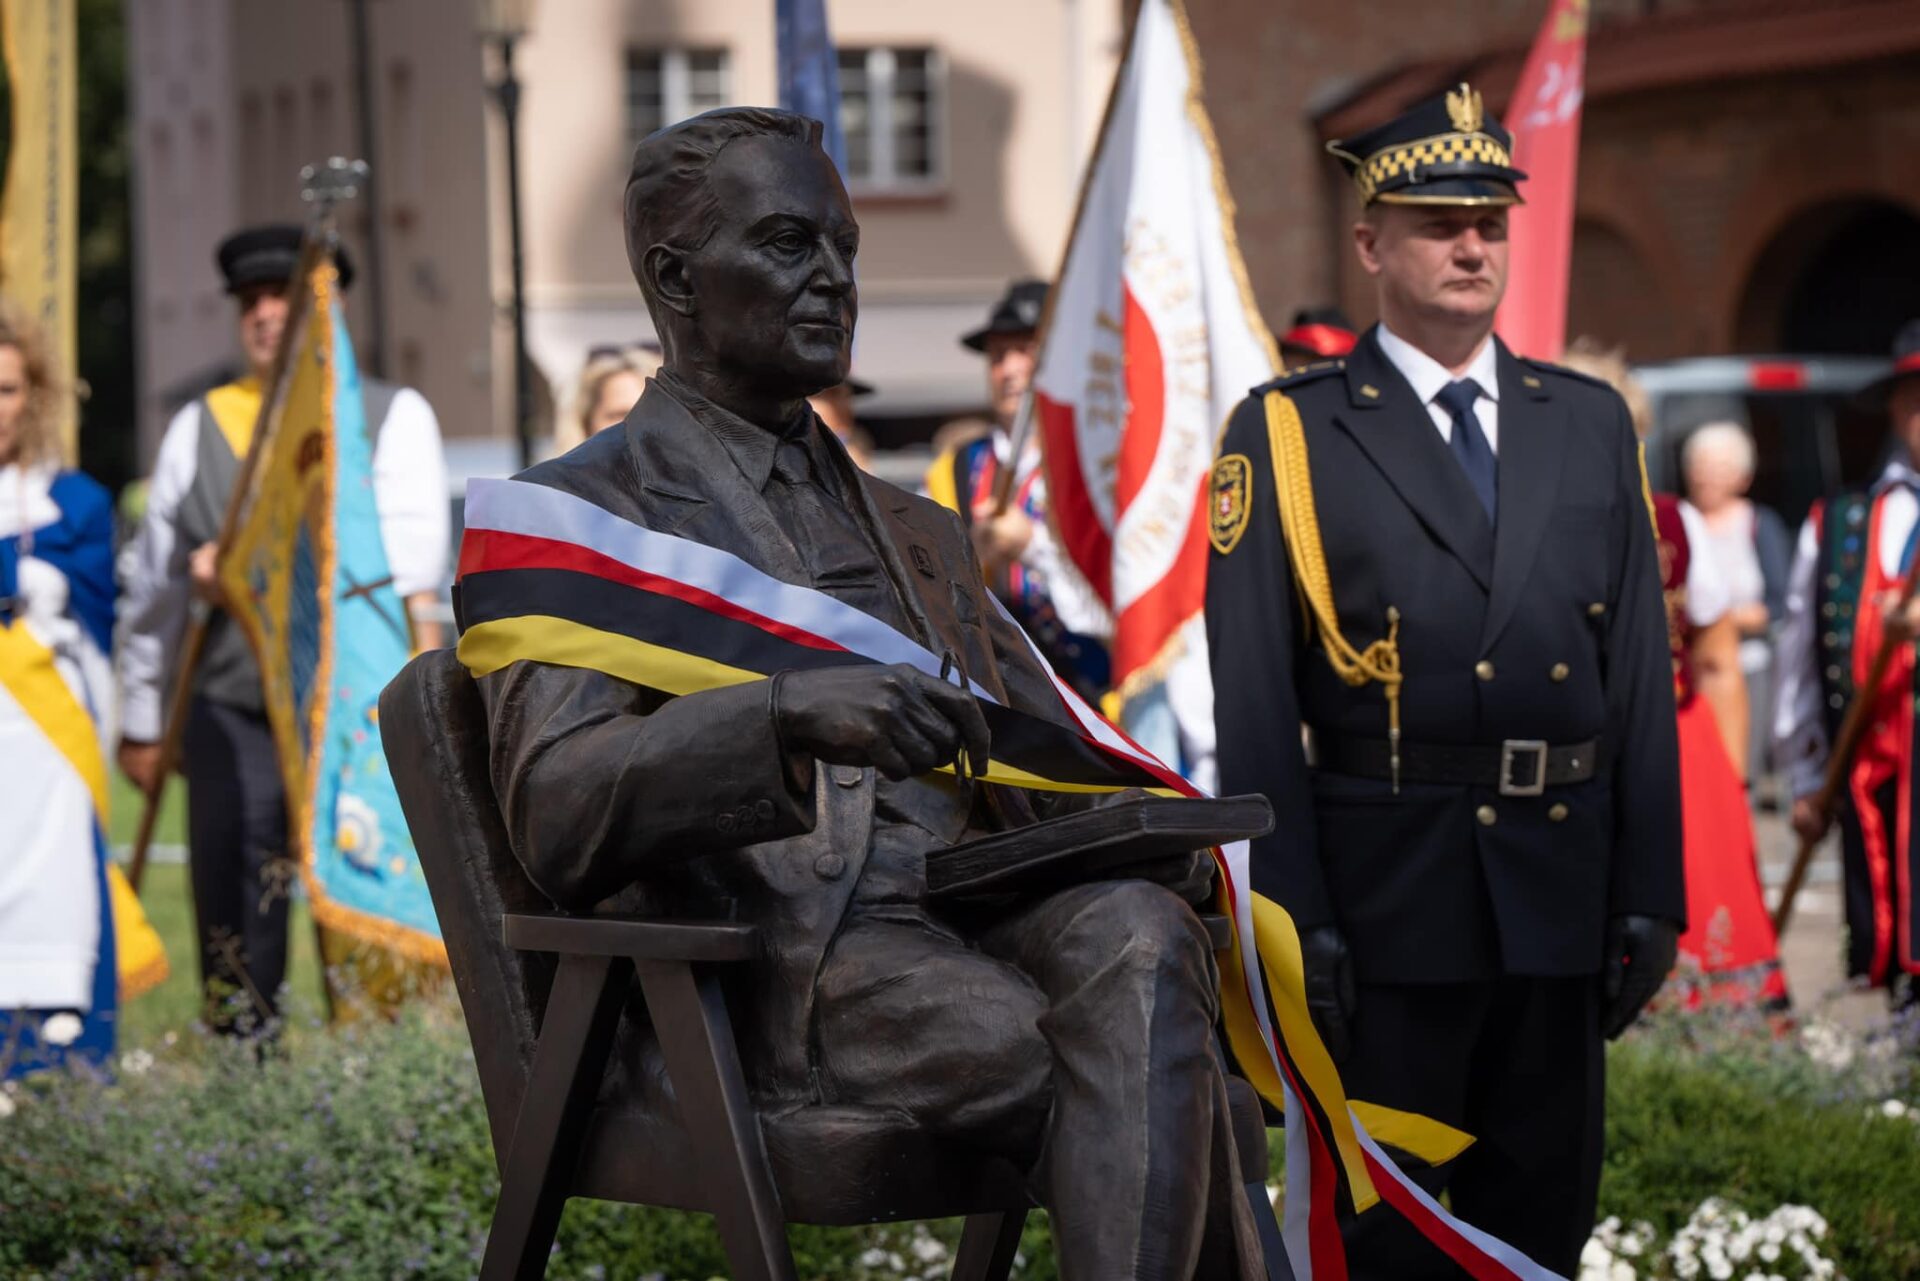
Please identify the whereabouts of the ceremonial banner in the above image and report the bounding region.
[455,477,1565,1281]
[0,0,78,460]
[220,259,444,964]
[1495,0,1589,359]
[1030,0,1277,788]
[776,0,847,178]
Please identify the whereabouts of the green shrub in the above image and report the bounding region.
[4,995,1919,1279]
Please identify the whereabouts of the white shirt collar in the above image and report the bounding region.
[1375,322,1501,406]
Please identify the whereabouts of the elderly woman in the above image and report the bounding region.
[1682,421,1794,782]
[0,306,125,1076]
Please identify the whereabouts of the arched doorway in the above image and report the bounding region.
[1734,198,1920,354]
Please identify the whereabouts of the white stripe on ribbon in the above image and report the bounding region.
[466,478,1000,702]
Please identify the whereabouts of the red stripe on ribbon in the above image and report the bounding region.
[1361,1148,1525,1281]
[459,527,851,655]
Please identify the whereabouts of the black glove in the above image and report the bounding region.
[1601,913,1678,1040]
[773,663,990,781]
[1299,925,1357,1064]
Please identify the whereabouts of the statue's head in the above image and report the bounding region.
[625,108,858,403]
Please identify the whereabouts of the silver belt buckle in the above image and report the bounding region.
[1499,739,1549,797]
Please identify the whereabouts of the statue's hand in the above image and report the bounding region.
[1123,849,1217,907]
[774,664,991,782]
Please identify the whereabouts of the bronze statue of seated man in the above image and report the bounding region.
[470,107,1263,1280]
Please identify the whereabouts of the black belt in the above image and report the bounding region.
[1308,729,1600,796]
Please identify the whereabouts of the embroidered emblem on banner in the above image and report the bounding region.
[1209,454,1252,555]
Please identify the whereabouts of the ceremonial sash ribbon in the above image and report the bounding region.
[454,476,1565,1281]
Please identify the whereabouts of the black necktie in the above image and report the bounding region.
[1436,378,1496,525]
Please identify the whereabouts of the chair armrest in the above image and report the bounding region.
[503,912,759,963]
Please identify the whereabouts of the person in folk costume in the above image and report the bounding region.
[1564,339,1787,1010]
[1777,320,1920,1009]
[117,225,451,1034]
[1206,85,1684,1276]
[922,279,1111,704]
[0,303,143,1077]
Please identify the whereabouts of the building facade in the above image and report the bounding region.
[125,0,1121,459]
[125,0,1920,466]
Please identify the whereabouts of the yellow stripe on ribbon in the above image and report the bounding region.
[457,613,1184,797]
[1250,891,1379,1208]
[1348,1099,1474,1168]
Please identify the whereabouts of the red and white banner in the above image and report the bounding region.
[1496,0,1589,359]
[1032,0,1277,785]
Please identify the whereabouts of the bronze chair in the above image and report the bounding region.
[380,648,1288,1281]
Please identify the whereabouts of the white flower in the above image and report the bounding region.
[1881,1098,1909,1119]
[909,1231,948,1264]
[857,1247,889,1268]
[41,1011,83,1046]
[0,1091,14,1119]
[119,1048,155,1076]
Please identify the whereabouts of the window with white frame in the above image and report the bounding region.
[626,48,731,144]
[837,47,944,192]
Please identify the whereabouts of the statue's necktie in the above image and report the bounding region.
[1436,377,1497,525]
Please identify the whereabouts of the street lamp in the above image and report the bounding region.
[477,0,538,469]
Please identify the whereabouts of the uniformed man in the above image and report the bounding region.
[1775,319,1920,1009]
[118,224,452,1034]
[1206,84,1683,1276]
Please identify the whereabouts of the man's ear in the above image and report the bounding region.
[1352,217,1384,278]
[643,244,697,319]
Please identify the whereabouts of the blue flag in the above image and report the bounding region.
[776,0,847,178]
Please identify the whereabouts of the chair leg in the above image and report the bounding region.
[951,1210,1025,1281]
[1246,1179,1294,1281]
[482,953,631,1281]
[638,959,796,1281]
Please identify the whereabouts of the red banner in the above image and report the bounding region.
[1495,0,1588,359]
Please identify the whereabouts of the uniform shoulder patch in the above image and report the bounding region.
[1209,453,1254,555]
[1251,359,1345,398]
[1520,356,1611,391]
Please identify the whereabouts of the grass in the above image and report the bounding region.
[106,770,185,848]
[115,858,325,1049]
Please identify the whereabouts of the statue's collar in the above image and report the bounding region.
[652,369,809,494]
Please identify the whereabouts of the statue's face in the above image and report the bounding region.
[685,134,859,400]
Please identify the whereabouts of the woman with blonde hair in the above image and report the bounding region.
[0,303,156,1076]
[554,343,662,453]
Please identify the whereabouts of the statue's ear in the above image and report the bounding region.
[643,244,697,320]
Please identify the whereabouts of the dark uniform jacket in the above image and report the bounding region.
[1206,328,1683,984]
[472,380,1079,1105]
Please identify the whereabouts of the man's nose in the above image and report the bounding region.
[813,238,854,293]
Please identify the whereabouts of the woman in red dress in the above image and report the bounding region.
[1564,339,1787,1009]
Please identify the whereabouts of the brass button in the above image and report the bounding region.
[1549,803,1569,822]
[814,853,846,879]
[1476,805,1497,827]
[832,765,864,788]
[1550,662,1569,682]
[1474,661,1495,681]
[1587,602,1606,617]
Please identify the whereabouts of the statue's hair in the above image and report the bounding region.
[623,107,825,319]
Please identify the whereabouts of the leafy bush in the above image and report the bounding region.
[4,996,1919,1279]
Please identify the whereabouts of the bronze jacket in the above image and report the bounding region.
[472,380,1076,1104]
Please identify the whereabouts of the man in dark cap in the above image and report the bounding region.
[465,106,1263,1278]
[118,224,450,1033]
[1776,319,1920,1011]
[1206,83,1683,1275]
[925,278,1110,702]
[1278,306,1359,366]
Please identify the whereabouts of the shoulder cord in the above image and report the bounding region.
[1262,390,1405,791]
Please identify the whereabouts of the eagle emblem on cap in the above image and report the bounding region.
[1446,83,1484,134]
